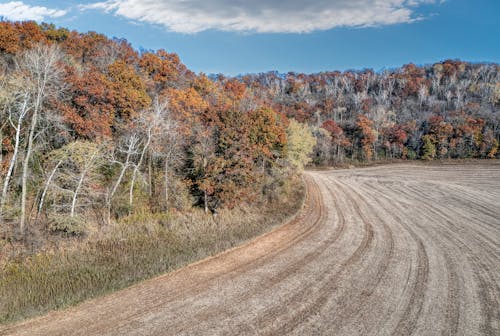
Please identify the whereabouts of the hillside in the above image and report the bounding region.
[0,20,499,325]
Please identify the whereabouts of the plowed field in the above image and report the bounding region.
[1,164,499,336]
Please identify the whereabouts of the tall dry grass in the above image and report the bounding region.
[0,177,305,324]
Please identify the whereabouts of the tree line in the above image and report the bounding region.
[0,21,498,238]
[232,61,499,164]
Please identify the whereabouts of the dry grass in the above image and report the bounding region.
[0,177,305,325]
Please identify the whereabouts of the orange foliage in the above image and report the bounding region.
[163,87,208,135]
[356,115,376,160]
[248,108,288,160]
[0,21,46,53]
[61,66,115,138]
[107,60,151,122]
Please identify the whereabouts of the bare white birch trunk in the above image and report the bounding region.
[20,92,42,234]
[36,159,62,220]
[0,99,28,212]
[129,128,152,211]
[70,150,98,218]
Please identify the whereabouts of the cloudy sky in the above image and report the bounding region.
[1,0,498,74]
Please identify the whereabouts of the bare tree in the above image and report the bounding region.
[36,158,63,222]
[128,106,159,211]
[0,92,30,213]
[106,134,139,224]
[150,98,182,210]
[70,146,100,218]
[17,44,63,234]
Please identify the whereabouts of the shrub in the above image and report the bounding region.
[47,214,87,236]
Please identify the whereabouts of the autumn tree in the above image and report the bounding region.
[107,60,150,124]
[286,119,316,170]
[60,66,115,138]
[248,107,288,171]
[421,135,436,160]
[355,115,376,161]
[321,119,351,162]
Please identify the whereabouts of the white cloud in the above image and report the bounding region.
[0,1,67,21]
[79,0,440,34]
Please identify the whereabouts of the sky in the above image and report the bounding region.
[0,0,499,75]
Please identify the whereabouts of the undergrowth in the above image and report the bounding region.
[0,177,305,325]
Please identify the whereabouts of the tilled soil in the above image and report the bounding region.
[1,164,499,336]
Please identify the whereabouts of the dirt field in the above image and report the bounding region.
[1,163,499,336]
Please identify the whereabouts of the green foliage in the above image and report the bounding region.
[286,119,317,170]
[406,147,418,160]
[47,214,87,236]
[421,135,436,160]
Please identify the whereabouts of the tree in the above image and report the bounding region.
[286,119,316,170]
[43,141,103,219]
[17,44,63,234]
[139,49,192,92]
[149,98,182,211]
[106,134,139,224]
[321,119,351,162]
[427,116,453,158]
[421,135,436,160]
[248,107,288,171]
[0,91,30,213]
[60,66,115,138]
[107,60,151,124]
[355,115,376,161]
[188,126,218,213]
[162,87,207,136]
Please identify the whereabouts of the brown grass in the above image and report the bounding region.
[0,177,305,325]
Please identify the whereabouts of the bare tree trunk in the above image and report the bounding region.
[204,190,208,214]
[107,165,127,225]
[164,159,169,211]
[1,101,28,212]
[0,124,3,177]
[106,136,137,225]
[129,128,152,211]
[36,159,62,221]
[20,93,42,234]
[148,155,153,197]
[70,150,98,218]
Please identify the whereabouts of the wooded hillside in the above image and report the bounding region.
[0,21,316,240]
[0,21,498,239]
[233,61,499,164]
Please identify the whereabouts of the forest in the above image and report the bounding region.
[0,20,499,325]
[0,21,318,241]
[234,60,499,164]
[0,20,498,240]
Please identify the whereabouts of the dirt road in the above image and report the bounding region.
[1,164,499,336]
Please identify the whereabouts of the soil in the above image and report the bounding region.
[1,163,499,336]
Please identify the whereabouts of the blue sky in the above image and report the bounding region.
[1,1,499,75]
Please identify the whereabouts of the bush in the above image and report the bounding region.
[47,214,87,236]
[406,147,418,160]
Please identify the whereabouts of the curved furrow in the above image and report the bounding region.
[401,187,499,335]
[1,164,499,336]
[367,178,498,335]
[366,178,499,260]
[160,174,335,335]
[228,175,364,335]
[358,180,458,335]
[257,176,381,335]
[306,177,396,334]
